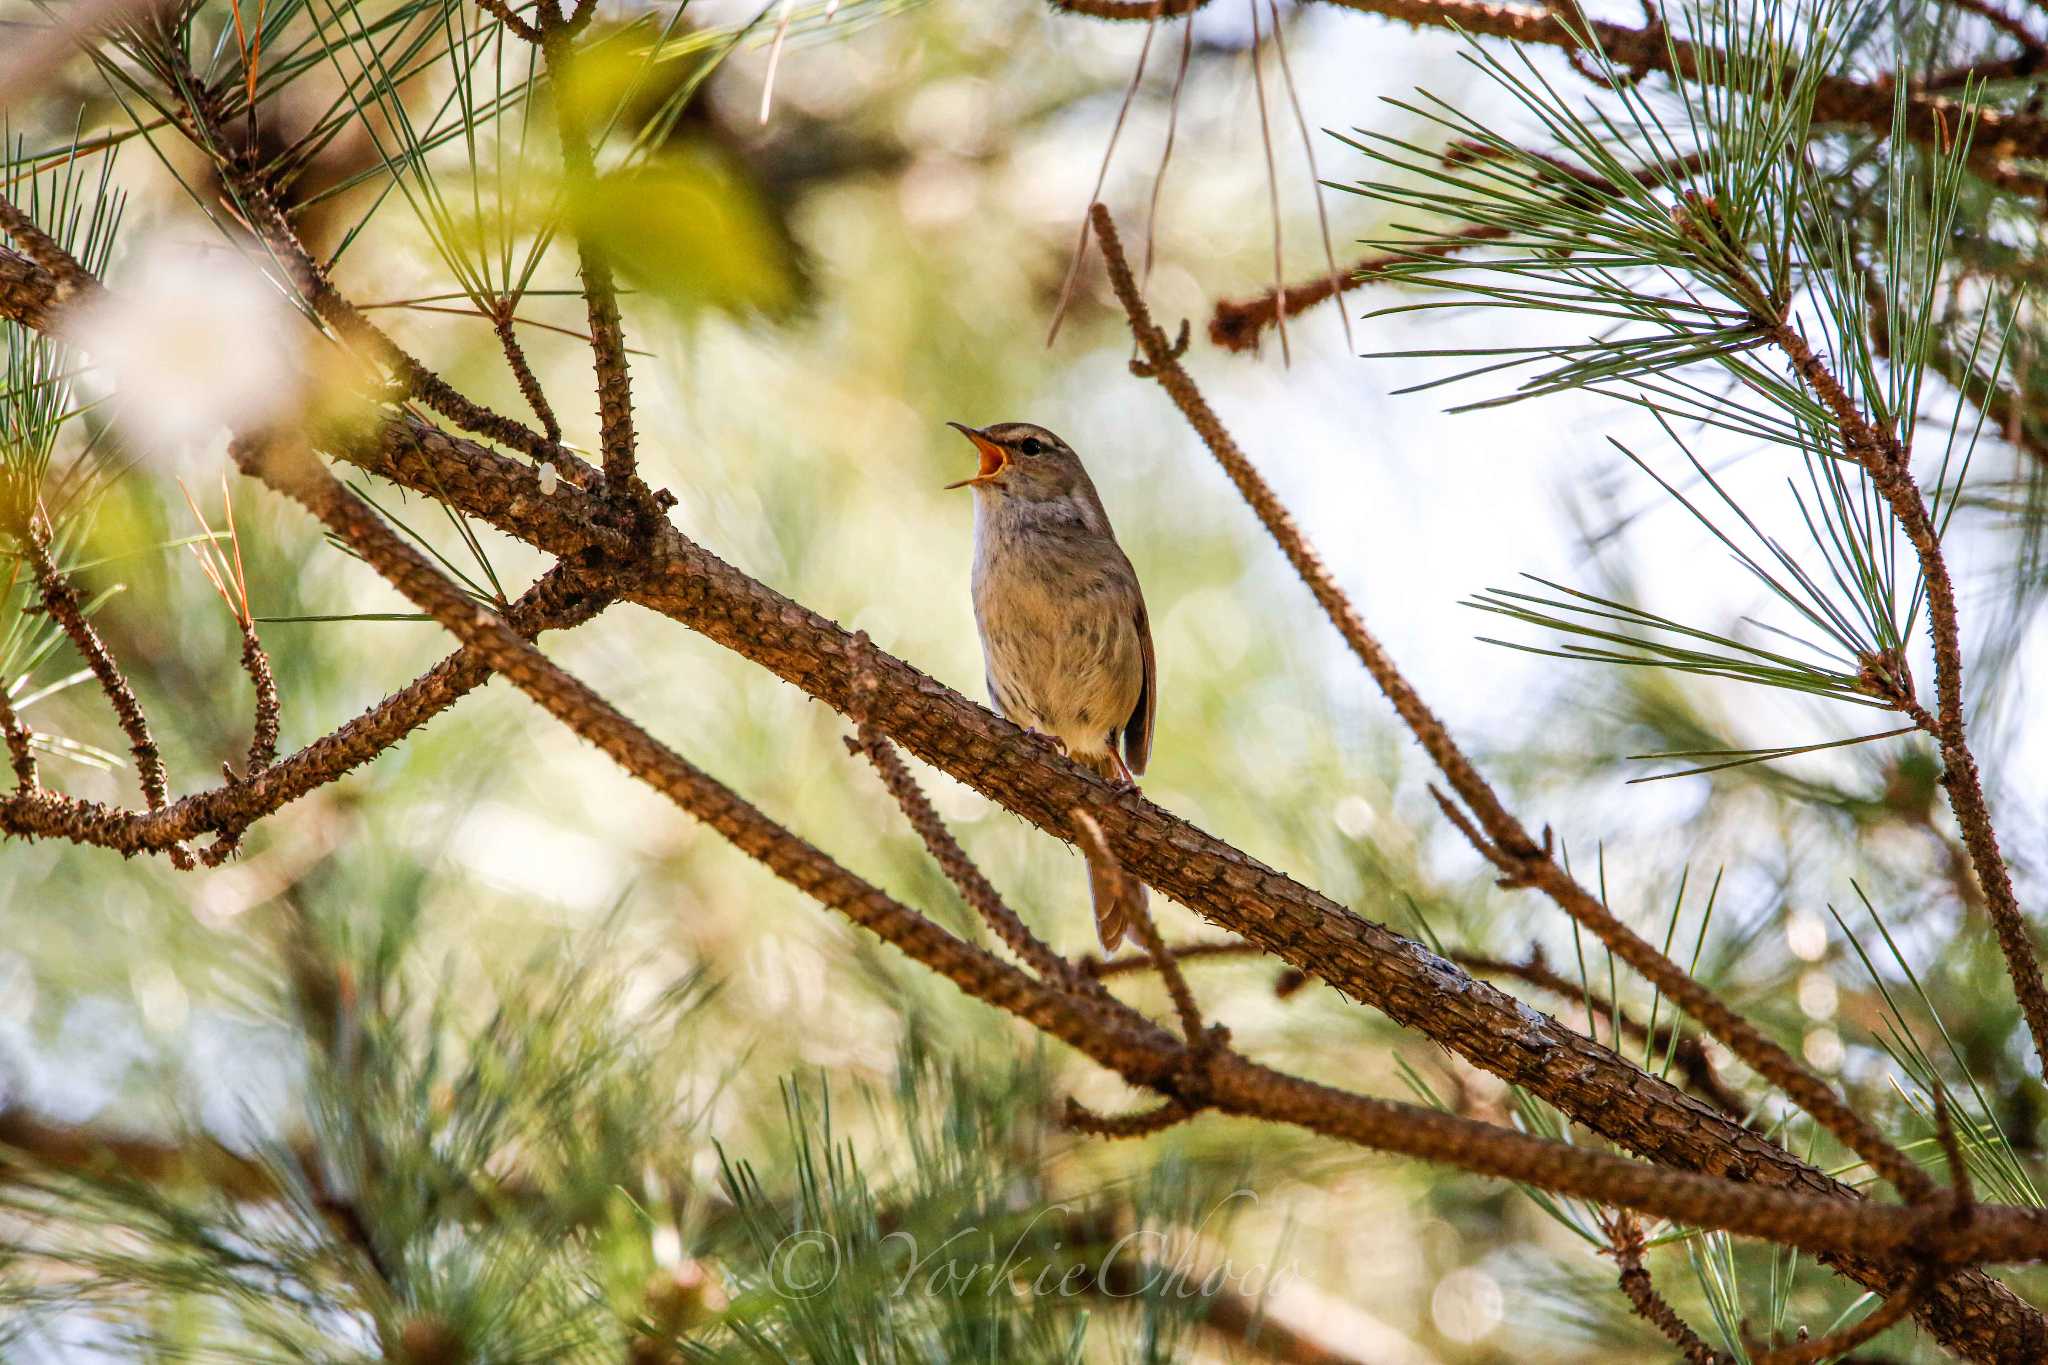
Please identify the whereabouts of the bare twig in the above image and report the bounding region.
[1045,0,1162,348]
[1073,807,1205,1047]
[1140,13,1195,289]
[491,303,562,444]
[1265,0,1353,352]
[1211,227,1510,351]
[177,479,280,781]
[1609,1212,1733,1365]
[474,0,543,42]
[538,14,646,500]
[23,524,174,818]
[0,676,37,789]
[1934,1084,1978,1222]
[1093,199,1932,1204]
[1751,1268,1935,1365]
[1084,939,1265,977]
[1063,1094,1198,1137]
[847,662,1092,993]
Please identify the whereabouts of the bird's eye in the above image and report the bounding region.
[1018,437,1045,456]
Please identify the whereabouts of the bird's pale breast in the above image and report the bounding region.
[972,504,1143,762]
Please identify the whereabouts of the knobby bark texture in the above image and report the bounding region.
[3,231,2043,1359]
[6,5,2048,1355]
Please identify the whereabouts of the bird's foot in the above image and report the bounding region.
[1023,727,1069,757]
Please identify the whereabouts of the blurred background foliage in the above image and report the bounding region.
[3,0,2046,1359]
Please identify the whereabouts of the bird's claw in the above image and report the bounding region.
[1024,728,1068,757]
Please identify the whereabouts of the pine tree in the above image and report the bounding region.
[4,0,2048,1360]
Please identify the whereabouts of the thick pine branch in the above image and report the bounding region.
[2,205,2043,1363]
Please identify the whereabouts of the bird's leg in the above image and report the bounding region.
[1108,750,1139,793]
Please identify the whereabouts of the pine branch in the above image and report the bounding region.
[22,521,178,831]
[1450,948,1750,1122]
[1210,226,1510,353]
[1758,306,2048,1083]
[1056,0,2048,197]
[847,674,1093,993]
[1083,939,1266,977]
[537,12,647,504]
[1211,146,1707,352]
[1074,807,1207,1048]
[220,428,2048,1272]
[1608,1212,1733,1365]
[154,44,597,488]
[490,303,562,444]
[0,673,36,789]
[0,561,607,853]
[1090,199,1932,1207]
[309,408,2047,1361]
[2,237,2042,1363]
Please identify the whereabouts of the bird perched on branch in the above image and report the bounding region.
[946,421,1156,951]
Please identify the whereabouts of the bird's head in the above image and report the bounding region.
[944,421,1094,504]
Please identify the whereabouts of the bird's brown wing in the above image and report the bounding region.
[1122,591,1155,777]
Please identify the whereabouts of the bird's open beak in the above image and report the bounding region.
[943,422,1007,489]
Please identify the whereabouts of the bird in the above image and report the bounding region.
[945,420,1155,952]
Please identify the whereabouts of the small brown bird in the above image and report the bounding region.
[946,420,1155,951]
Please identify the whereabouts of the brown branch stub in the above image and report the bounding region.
[1062,1094,1197,1138]
[0,679,37,789]
[240,623,281,775]
[1608,1212,1734,1365]
[1933,1083,1978,1226]
[474,0,544,42]
[491,304,562,444]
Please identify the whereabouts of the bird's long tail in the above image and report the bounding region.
[1075,752,1144,953]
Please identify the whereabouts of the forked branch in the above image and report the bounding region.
[1090,200,1931,1205]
